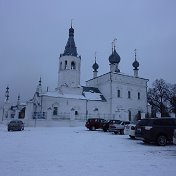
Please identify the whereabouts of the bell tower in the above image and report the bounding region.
[58,24,81,88]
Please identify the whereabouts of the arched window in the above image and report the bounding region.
[53,107,58,115]
[128,91,131,99]
[60,62,62,70]
[117,90,121,98]
[128,110,131,121]
[65,60,68,69]
[71,61,76,70]
[138,92,140,100]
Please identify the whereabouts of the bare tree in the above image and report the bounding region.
[148,79,170,117]
[168,84,176,117]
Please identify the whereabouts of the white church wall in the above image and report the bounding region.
[41,96,87,119]
[86,72,148,121]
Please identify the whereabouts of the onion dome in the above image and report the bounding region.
[132,60,139,69]
[92,55,99,71]
[113,49,121,63]
[109,49,121,64]
[92,61,99,71]
[132,49,139,69]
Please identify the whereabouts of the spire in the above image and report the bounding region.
[132,49,140,77]
[113,38,117,51]
[92,52,99,72]
[109,39,121,64]
[39,76,41,86]
[92,52,99,78]
[5,86,9,102]
[63,23,78,57]
[36,77,42,94]
[17,94,20,106]
[132,49,139,70]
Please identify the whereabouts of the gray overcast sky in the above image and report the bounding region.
[0,0,176,105]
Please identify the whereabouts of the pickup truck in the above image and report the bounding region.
[109,121,130,134]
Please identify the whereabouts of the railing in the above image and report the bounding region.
[52,112,115,121]
[33,112,46,119]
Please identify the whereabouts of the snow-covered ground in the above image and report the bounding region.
[0,124,175,176]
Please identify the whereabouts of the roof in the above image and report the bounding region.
[41,86,106,101]
[82,86,106,101]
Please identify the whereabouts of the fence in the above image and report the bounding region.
[51,112,115,121]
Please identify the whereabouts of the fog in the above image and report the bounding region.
[0,0,176,105]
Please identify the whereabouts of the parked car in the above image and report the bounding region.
[109,121,130,134]
[85,118,106,131]
[124,121,139,139]
[173,129,176,145]
[8,120,24,131]
[135,118,176,146]
[101,120,121,132]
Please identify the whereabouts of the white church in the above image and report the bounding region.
[1,25,149,125]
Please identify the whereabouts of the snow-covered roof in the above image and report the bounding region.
[41,86,106,101]
[41,91,86,100]
[82,86,106,101]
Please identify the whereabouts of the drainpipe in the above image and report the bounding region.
[86,99,88,120]
[110,72,112,119]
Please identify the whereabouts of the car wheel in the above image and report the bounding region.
[103,128,107,132]
[8,128,10,131]
[129,135,135,139]
[157,135,167,146]
[120,129,124,135]
[114,131,118,134]
[91,126,96,131]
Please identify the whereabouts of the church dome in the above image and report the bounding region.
[132,60,139,69]
[109,49,121,64]
[92,61,99,71]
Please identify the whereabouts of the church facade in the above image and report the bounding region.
[1,25,149,124]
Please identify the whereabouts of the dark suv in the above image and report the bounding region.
[8,120,24,131]
[85,118,106,131]
[135,118,176,146]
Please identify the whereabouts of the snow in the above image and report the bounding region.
[42,91,103,101]
[42,91,86,100]
[0,124,176,176]
[84,92,102,100]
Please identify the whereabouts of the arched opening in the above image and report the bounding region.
[136,111,141,120]
[128,91,131,99]
[65,60,68,69]
[53,107,58,116]
[128,110,131,121]
[60,62,62,70]
[71,61,76,69]
[75,111,78,115]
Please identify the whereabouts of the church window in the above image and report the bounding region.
[65,60,68,69]
[138,92,141,100]
[128,110,131,121]
[60,62,62,70]
[53,107,58,115]
[75,111,78,115]
[117,90,121,98]
[128,91,131,99]
[71,61,76,69]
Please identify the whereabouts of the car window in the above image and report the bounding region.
[137,119,150,126]
[125,122,130,125]
[153,119,174,126]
